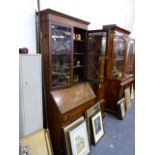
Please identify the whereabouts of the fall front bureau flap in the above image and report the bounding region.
[50,82,96,115]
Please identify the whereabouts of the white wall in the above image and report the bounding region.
[18,0,38,54]
[41,0,135,31]
[18,0,135,53]
[0,1,20,154]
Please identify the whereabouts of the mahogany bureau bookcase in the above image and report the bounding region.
[37,9,98,155]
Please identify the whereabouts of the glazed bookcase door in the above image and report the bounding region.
[125,38,135,74]
[111,33,126,78]
[87,31,107,83]
[50,24,72,89]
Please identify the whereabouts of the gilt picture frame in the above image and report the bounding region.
[62,116,84,155]
[131,83,135,100]
[68,120,90,155]
[91,111,104,144]
[117,98,126,119]
[124,87,132,109]
[20,129,54,155]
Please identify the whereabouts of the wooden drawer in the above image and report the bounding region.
[61,99,96,125]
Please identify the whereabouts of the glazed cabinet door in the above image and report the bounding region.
[87,31,107,83]
[87,30,107,114]
[50,24,73,89]
[112,33,126,78]
[125,38,135,74]
[107,32,128,79]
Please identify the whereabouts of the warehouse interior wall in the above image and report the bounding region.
[18,0,135,54]
[2,1,155,155]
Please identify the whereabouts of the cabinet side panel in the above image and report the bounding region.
[19,59,25,137]
[19,55,43,137]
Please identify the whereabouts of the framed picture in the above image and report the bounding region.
[131,83,135,100]
[91,111,104,144]
[117,98,126,119]
[62,116,84,155]
[20,129,54,155]
[124,87,132,109]
[68,120,90,155]
[84,102,100,143]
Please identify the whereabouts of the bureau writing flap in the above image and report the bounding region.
[51,82,96,114]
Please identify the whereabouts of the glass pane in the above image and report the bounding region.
[126,38,135,74]
[87,32,106,82]
[101,33,107,56]
[51,25,72,88]
[112,36,125,78]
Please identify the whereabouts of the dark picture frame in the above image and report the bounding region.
[91,111,104,144]
[84,102,100,143]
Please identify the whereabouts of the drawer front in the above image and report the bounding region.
[61,99,96,125]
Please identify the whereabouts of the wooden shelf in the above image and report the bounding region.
[52,66,71,70]
[52,72,70,75]
[74,39,84,42]
[73,65,84,68]
[51,53,71,55]
[74,52,84,55]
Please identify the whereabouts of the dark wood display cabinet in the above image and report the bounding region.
[38,9,89,90]
[87,25,135,115]
[37,8,135,154]
[37,9,98,155]
[102,25,135,115]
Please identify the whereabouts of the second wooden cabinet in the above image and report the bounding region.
[87,25,135,115]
